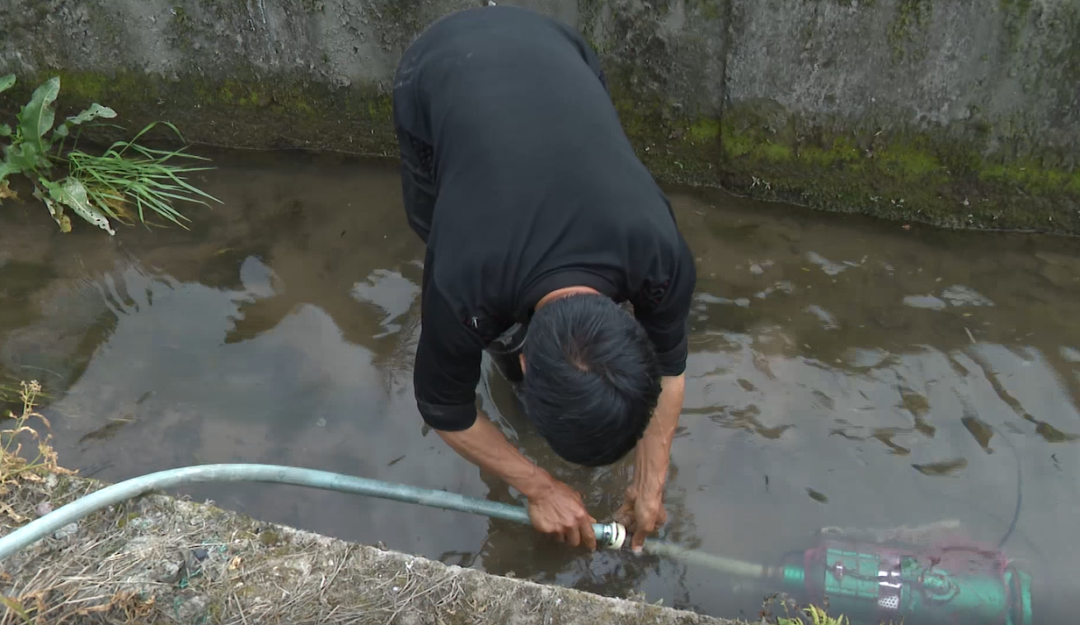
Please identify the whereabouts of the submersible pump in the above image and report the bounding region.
[591,517,1033,625]
[765,537,1033,625]
[626,526,1034,625]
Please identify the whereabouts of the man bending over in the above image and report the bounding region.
[391,5,697,553]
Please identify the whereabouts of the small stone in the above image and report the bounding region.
[192,547,209,561]
[53,523,78,540]
[35,502,54,517]
[153,560,182,584]
[174,595,208,623]
[46,474,58,489]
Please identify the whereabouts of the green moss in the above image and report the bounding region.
[981,160,1080,194]
[876,139,944,181]
[687,0,725,21]
[51,70,108,102]
[756,142,792,162]
[888,0,933,62]
[999,0,1033,54]
[687,119,720,142]
[798,136,861,167]
[0,69,398,158]
[609,89,721,183]
[711,99,1080,234]
[593,0,725,183]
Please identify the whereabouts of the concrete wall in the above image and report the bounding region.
[1,0,1078,234]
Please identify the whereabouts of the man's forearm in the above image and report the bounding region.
[436,410,557,499]
[634,374,685,493]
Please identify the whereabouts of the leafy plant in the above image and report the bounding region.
[778,605,851,625]
[0,74,221,234]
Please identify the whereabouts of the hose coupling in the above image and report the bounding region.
[595,521,628,550]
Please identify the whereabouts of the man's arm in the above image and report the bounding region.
[435,413,599,549]
[414,279,598,549]
[621,233,697,550]
[623,373,684,549]
[634,374,685,500]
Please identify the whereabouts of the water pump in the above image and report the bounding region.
[633,526,1032,625]
[771,537,1033,625]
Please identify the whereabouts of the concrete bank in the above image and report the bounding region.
[0,469,735,625]
[1,0,1078,234]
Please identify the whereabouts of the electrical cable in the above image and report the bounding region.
[997,430,1022,549]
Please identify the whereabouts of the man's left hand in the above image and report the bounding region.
[614,373,684,553]
[614,480,668,553]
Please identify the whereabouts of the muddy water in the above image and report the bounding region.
[2,149,1080,622]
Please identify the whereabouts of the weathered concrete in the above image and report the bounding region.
[0,470,737,624]
[718,0,1080,233]
[1,0,1078,234]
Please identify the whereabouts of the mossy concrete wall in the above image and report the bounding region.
[1,0,1078,234]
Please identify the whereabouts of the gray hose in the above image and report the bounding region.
[0,463,626,561]
[0,463,769,580]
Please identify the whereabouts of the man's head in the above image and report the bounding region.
[518,292,662,467]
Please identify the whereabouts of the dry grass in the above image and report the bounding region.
[0,381,74,526]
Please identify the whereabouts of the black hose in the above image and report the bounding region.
[997,430,1022,549]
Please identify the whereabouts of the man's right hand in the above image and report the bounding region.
[527,479,598,551]
[433,412,597,550]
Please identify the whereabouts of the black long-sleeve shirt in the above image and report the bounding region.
[392,6,697,432]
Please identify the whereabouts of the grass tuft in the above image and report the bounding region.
[66,122,223,230]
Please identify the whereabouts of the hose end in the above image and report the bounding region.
[595,521,627,550]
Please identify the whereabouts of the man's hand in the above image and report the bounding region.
[435,410,599,550]
[527,479,598,550]
[616,374,685,552]
[614,480,668,551]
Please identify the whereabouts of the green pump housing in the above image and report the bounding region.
[776,538,1033,625]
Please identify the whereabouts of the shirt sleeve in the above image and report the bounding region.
[632,234,697,377]
[413,276,485,432]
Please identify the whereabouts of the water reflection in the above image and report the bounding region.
[1,150,1079,621]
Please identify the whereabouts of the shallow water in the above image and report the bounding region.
[2,149,1080,623]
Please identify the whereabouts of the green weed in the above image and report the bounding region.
[0,74,222,234]
[66,122,220,229]
[778,604,851,625]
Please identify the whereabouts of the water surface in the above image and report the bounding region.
[2,150,1079,622]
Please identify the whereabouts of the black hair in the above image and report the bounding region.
[520,292,662,467]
